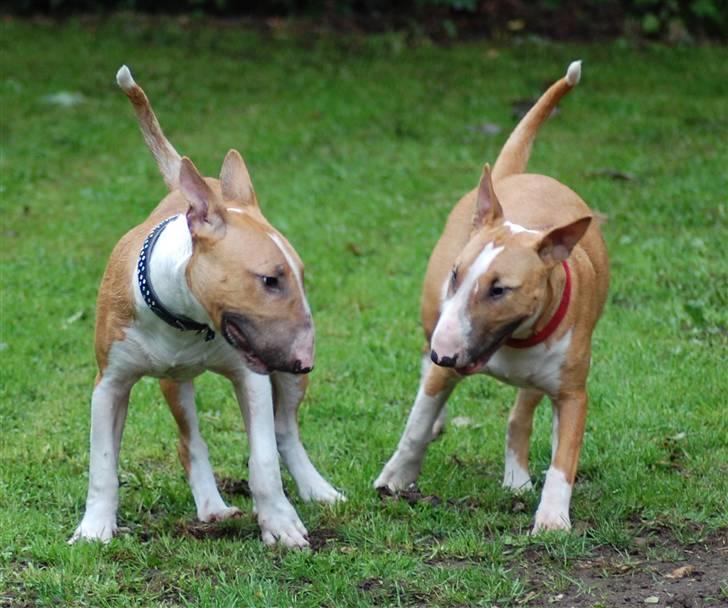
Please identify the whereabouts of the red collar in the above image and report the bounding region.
[506,260,571,349]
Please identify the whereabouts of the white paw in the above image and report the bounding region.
[198,505,243,523]
[257,500,309,548]
[532,508,571,534]
[68,515,117,544]
[373,453,421,492]
[502,469,533,494]
[298,478,346,504]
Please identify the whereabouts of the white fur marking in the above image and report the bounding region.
[432,243,504,357]
[534,466,572,531]
[505,221,539,235]
[486,329,572,395]
[566,60,582,86]
[143,215,210,326]
[268,232,310,315]
[116,65,135,91]
[503,447,532,492]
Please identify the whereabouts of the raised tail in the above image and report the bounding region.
[491,60,581,183]
[116,65,181,191]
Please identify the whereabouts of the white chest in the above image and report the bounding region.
[111,320,241,380]
[483,330,572,395]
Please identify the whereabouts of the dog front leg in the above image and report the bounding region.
[502,388,544,492]
[272,372,345,503]
[160,379,242,523]
[231,370,309,548]
[70,373,134,543]
[374,360,459,491]
[532,389,587,533]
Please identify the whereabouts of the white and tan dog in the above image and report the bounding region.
[375,61,609,533]
[70,66,343,548]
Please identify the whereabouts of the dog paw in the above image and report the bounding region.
[373,454,420,492]
[68,516,117,544]
[298,477,346,504]
[502,470,534,494]
[257,501,309,549]
[199,505,243,523]
[532,509,571,534]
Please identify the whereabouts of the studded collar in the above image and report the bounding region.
[136,216,215,341]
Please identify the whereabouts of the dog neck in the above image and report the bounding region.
[137,214,213,335]
[507,261,570,348]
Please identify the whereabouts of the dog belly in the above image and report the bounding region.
[484,330,572,395]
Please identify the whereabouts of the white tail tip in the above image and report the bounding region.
[565,60,582,86]
[116,65,136,92]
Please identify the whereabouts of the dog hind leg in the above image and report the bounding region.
[160,379,242,523]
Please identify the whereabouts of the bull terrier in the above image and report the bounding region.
[375,61,609,533]
[70,66,343,549]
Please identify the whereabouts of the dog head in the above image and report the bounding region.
[430,165,590,375]
[181,150,314,375]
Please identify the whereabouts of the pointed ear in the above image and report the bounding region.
[220,149,256,205]
[473,164,504,228]
[179,157,225,240]
[537,216,592,265]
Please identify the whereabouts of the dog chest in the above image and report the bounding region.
[110,322,239,380]
[484,330,572,395]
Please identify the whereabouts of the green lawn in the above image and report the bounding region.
[1,15,727,607]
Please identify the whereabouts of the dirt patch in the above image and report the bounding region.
[513,529,728,607]
[215,476,251,497]
[377,485,442,507]
[308,527,341,552]
[173,519,257,542]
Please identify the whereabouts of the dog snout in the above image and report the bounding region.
[291,358,313,374]
[290,326,314,373]
[431,350,459,368]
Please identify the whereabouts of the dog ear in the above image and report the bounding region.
[220,149,256,206]
[179,157,226,240]
[473,164,504,228]
[536,216,592,265]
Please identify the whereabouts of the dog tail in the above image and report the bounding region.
[116,65,182,191]
[491,60,581,183]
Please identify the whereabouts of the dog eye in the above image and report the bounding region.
[261,276,280,290]
[489,282,506,299]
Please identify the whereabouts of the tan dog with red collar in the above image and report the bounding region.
[70,66,343,548]
[375,61,608,533]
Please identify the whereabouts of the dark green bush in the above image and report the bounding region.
[2,0,726,39]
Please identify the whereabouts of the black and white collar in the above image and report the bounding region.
[136,216,215,341]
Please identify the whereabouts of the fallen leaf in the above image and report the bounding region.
[347,242,363,256]
[644,596,659,604]
[665,564,695,579]
[63,309,85,328]
[451,416,473,428]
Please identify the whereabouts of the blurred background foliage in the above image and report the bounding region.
[2,0,727,40]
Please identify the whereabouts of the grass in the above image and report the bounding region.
[1,14,727,607]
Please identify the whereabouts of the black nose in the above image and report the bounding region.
[292,359,313,374]
[431,350,458,367]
